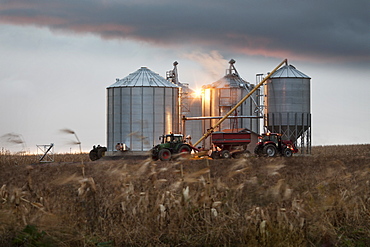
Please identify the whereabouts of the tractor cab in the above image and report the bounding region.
[261,133,280,144]
[260,133,281,143]
[260,133,282,149]
[163,134,184,144]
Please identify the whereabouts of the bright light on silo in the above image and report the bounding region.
[204,88,211,102]
[193,88,203,98]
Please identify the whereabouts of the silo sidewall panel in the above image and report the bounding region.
[131,87,143,151]
[107,88,114,151]
[241,89,252,131]
[142,87,154,150]
[220,88,229,130]
[164,88,171,134]
[121,88,131,148]
[202,88,211,149]
[164,88,174,134]
[154,88,165,143]
[186,96,202,143]
[302,78,311,113]
[266,81,276,113]
[211,89,219,130]
[240,90,246,129]
[113,88,122,149]
[173,88,179,133]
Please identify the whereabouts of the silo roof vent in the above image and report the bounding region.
[270,64,311,79]
[108,67,178,88]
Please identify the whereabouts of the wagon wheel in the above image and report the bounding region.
[221,150,231,159]
[211,151,220,159]
[232,152,242,159]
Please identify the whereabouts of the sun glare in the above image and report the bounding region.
[193,88,203,98]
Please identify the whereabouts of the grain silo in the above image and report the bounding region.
[201,59,261,149]
[264,64,311,153]
[166,62,203,143]
[107,67,179,153]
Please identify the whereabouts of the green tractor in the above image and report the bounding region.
[151,133,192,161]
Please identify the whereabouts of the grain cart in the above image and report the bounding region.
[209,130,251,159]
[254,133,298,157]
[151,133,192,161]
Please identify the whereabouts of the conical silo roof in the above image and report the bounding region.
[108,67,178,88]
[270,64,310,79]
[206,59,251,89]
[210,73,249,88]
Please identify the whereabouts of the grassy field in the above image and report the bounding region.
[1,145,370,246]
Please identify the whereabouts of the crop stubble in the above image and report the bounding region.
[0,145,369,246]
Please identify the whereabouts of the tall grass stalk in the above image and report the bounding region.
[0,144,369,246]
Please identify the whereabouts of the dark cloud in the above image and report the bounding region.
[1,0,369,62]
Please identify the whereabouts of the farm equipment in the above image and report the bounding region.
[151,133,193,161]
[192,59,288,149]
[254,133,298,157]
[209,130,251,159]
[89,145,107,161]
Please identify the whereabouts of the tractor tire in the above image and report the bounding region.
[254,145,263,157]
[178,145,191,159]
[151,155,159,161]
[211,151,220,159]
[89,150,99,161]
[232,152,241,159]
[159,149,172,161]
[97,147,106,159]
[221,150,231,159]
[263,144,278,157]
[232,150,249,159]
[283,148,293,157]
[178,145,191,154]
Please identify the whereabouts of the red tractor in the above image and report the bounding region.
[254,133,298,157]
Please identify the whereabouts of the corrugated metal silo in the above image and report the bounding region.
[265,64,311,153]
[179,84,203,142]
[201,59,260,149]
[107,67,179,152]
[166,61,203,144]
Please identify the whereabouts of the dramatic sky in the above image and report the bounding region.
[0,0,369,153]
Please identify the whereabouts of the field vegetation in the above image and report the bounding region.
[0,145,370,246]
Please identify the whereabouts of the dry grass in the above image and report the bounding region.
[0,145,370,246]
